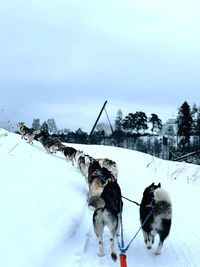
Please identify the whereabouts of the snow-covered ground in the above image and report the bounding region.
[0,127,200,267]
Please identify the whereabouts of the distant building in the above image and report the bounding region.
[161,119,178,136]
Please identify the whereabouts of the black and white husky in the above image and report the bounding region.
[89,180,123,262]
[140,183,172,255]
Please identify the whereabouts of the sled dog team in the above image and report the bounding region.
[17,122,172,261]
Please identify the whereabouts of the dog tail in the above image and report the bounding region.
[88,196,105,211]
[154,188,172,219]
[33,130,41,135]
[154,188,171,203]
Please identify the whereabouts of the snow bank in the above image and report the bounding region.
[0,129,200,267]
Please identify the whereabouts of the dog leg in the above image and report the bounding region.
[117,214,120,236]
[142,230,153,250]
[155,219,171,255]
[107,217,117,261]
[72,158,74,166]
[146,234,154,250]
[93,211,105,257]
[109,230,117,261]
[97,234,105,257]
[84,174,88,183]
[110,231,117,261]
[155,240,163,255]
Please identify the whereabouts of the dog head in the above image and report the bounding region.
[143,182,161,199]
[75,150,84,162]
[17,122,25,128]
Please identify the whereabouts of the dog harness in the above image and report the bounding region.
[145,198,155,209]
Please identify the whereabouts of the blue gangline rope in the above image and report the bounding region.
[120,200,125,251]
[109,198,155,254]
[123,199,155,253]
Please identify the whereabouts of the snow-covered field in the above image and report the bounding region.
[1,128,200,267]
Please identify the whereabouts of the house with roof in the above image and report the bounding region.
[161,119,178,136]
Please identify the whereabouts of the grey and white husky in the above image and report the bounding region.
[89,180,123,262]
[140,183,172,255]
[97,158,118,179]
[17,122,41,144]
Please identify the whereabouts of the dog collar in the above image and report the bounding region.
[146,198,155,208]
[146,204,154,209]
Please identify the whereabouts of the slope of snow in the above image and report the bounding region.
[0,128,200,267]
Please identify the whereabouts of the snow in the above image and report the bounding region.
[0,127,200,267]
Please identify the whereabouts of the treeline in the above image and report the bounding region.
[38,102,200,163]
[29,111,163,145]
[2,101,200,163]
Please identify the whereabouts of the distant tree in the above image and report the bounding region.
[149,113,162,134]
[122,113,135,133]
[96,122,111,136]
[122,111,148,134]
[75,128,88,144]
[114,109,123,131]
[193,107,200,136]
[176,101,193,149]
[46,118,58,134]
[32,119,41,130]
[191,103,199,135]
[58,128,70,135]
[40,121,49,133]
[134,111,148,133]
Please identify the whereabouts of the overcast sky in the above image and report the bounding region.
[0,0,200,132]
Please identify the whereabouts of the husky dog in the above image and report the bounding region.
[98,158,118,179]
[87,160,107,197]
[140,183,172,255]
[90,180,123,262]
[74,150,84,166]
[59,146,77,165]
[78,154,96,181]
[17,122,41,144]
[60,146,83,166]
[78,155,91,182]
[38,132,61,154]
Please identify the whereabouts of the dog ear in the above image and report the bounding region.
[151,182,154,186]
[158,183,161,187]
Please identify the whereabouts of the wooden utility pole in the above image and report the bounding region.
[88,100,108,142]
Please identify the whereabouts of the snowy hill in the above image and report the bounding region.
[0,128,200,267]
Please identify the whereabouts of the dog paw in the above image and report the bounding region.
[111,252,117,262]
[155,250,162,255]
[97,252,105,257]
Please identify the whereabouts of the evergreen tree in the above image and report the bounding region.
[149,113,162,134]
[40,121,49,133]
[176,101,193,148]
[134,111,148,133]
[122,113,136,133]
[122,111,148,134]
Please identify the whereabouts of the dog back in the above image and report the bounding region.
[100,180,122,216]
